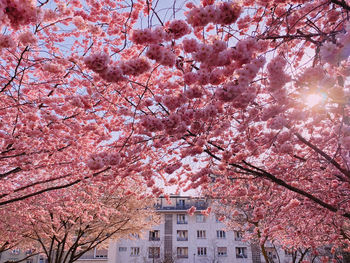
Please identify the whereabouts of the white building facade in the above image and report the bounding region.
[107,195,261,263]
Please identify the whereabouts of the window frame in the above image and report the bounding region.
[217,247,227,257]
[177,230,188,241]
[216,230,226,239]
[177,214,188,224]
[236,247,248,258]
[149,230,160,241]
[197,247,207,256]
[177,247,189,258]
[196,214,205,223]
[148,247,160,259]
[118,247,127,252]
[197,230,206,239]
[130,247,140,256]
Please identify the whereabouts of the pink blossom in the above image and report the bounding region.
[100,65,124,83]
[84,52,110,73]
[187,206,196,215]
[167,20,191,39]
[18,31,37,46]
[0,34,15,49]
[182,38,199,53]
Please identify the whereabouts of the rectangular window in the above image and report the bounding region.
[197,247,207,256]
[196,214,205,223]
[197,230,206,239]
[95,249,108,258]
[177,230,188,241]
[218,247,227,257]
[119,247,127,252]
[26,260,33,263]
[178,199,185,207]
[234,231,243,241]
[177,247,188,258]
[11,248,20,255]
[149,230,160,241]
[177,214,188,224]
[149,247,160,259]
[217,230,226,239]
[236,247,248,258]
[131,247,140,256]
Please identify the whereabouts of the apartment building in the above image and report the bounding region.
[107,195,261,263]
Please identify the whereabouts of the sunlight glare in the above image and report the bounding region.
[305,94,323,107]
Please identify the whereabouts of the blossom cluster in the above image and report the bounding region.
[266,56,291,92]
[1,0,40,29]
[131,20,191,46]
[140,102,222,136]
[320,23,350,65]
[131,27,168,45]
[146,44,176,67]
[18,31,37,46]
[84,52,151,82]
[87,152,121,170]
[182,38,266,87]
[186,1,241,27]
[0,34,15,49]
[216,57,265,106]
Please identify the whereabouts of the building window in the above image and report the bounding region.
[197,247,207,256]
[149,230,160,241]
[236,247,248,258]
[131,247,140,256]
[178,199,185,207]
[177,247,188,258]
[217,230,226,239]
[197,230,206,239]
[95,249,108,258]
[26,260,33,263]
[177,230,188,241]
[177,214,188,224]
[234,231,243,241]
[196,214,205,223]
[11,248,20,255]
[149,247,160,259]
[119,247,127,252]
[218,247,227,257]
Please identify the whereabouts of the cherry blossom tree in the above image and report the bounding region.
[0,179,156,263]
[2,0,350,254]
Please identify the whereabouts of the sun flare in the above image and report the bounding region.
[305,93,324,107]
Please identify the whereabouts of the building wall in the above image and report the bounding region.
[0,249,42,263]
[111,196,255,263]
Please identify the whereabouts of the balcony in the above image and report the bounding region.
[177,254,189,258]
[155,203,208,211]
[177,237,188,241]
[149,237,160,241]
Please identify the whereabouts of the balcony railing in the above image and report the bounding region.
[177,221,188,224]
[149,237,160,241]
[155,203,208,211]
[177,237,188,241]
[177,254,189,258]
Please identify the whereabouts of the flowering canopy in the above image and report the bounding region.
[1,0,350,254]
